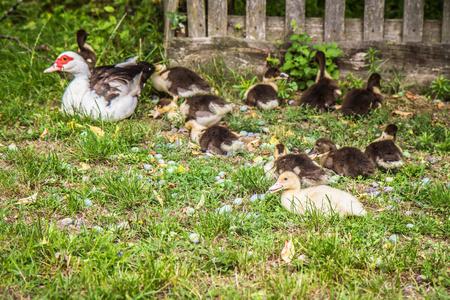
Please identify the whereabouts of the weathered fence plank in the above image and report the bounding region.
[246,0,266,40]
[403,0,424,42]
[285,0,306,38]
[208,0,227,36]
[187,0,206,37]
[324,0,345,42]
[163,0,180,42]
[363,0,385,41]
[443,0,450,44]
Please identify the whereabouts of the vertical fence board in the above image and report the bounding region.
[208,0,227,36]
[246,0,266,40]
[363,0,384,41]
[443,0,450,44]
[403,0,424,42]
[285,0,306,38]
[164,0,180,42]
[324,0,345,42]
[187,0,206,37]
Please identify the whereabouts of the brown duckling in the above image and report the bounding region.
[298,51,341,112]
[364,124,403,170]
[268,171,367,216]
[185,120,245,155]
[244,67,289,110]
[76,29,97,71]
[153,95,234,127]
[340,73,383,117]
[151,65,214,101]
[264,144,330,186]
[309,138,375,177]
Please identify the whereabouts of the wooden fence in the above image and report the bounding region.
[163,0,450,83]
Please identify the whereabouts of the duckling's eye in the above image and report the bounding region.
[284,177,288,181]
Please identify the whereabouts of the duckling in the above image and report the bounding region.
[153,95,234,127]
[309,138,375,177]
[185,120,245,155]
[340,73,383,117]
[264,144,330,186]
[268,171,367,216]
[153,98,181,121]
[76,29,97,71]
[364,124,403,170]
[244,67,289,110]
[151,65,214,101]
[298,51,341,112]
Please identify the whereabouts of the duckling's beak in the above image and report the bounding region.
[307,148,317,156]
[268,182,284,193]
[153,109,162,119]
[279,73,289,79]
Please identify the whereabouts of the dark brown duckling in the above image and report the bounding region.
[264,144,330,186]
[185,120,245,155]
[244,67,289,110]
[309,138,375,177]
[364,124,403,170]
[297,51,341,112]
[340,73,383,117]
[151,65,214,101]
[76,29,97,71]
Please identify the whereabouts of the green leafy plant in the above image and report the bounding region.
[338,73,365,97]
[364,48,385,74]
[232,76,258,99]
[278,80,298,99]
[281,23,342,90]
[429,75,450,100]
[166,9,187,31]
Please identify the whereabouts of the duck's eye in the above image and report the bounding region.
[62,56,67,61]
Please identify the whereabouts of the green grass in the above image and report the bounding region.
[1,2,450,299]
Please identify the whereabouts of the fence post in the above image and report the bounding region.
[187,0,206,37]
[246,0,266,40]
[363,0,385,41]
[285,0,306,39]
[403,0,424,42]
[443,0,450,44]
[208,0,227,36]
[324,0,345,42]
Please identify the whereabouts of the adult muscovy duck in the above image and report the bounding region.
[44,51,155,121]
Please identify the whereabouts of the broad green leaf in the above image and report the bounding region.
[104,6,115,13]
[307,80,315,87]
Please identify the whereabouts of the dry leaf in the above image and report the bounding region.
[195,194,205,209]
[281,239,295,263]
[269,136,279,145]
[88,125,104,137]
[78,162,91,171]
[406,91,417,100]
[437,103,444,109]
[16,192,38,205]
[40,128,49,139]
[153,190,164,205]
[393,110,413,116]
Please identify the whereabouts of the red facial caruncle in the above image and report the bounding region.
[44,54,74,73]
